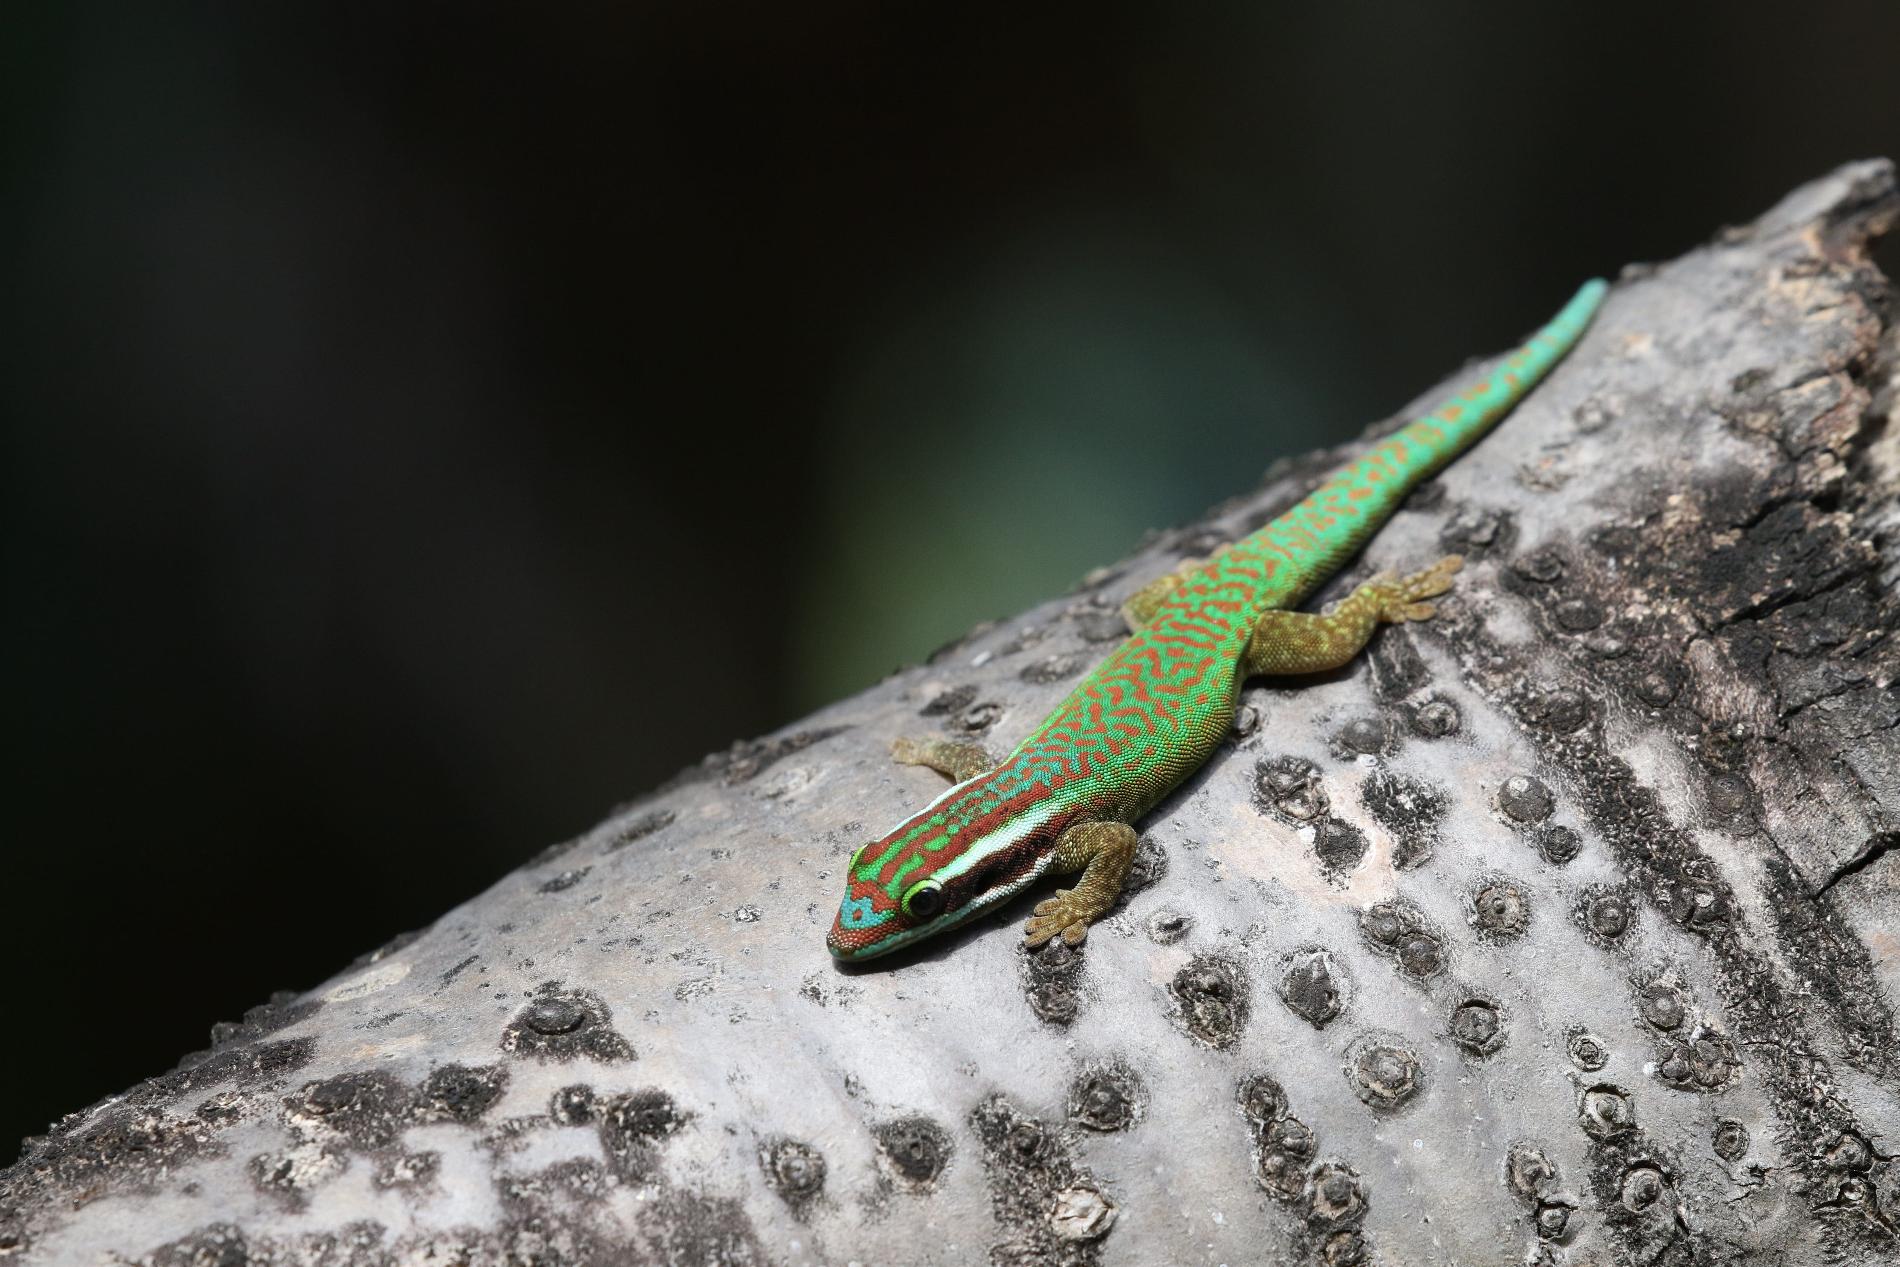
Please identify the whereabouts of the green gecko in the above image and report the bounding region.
[827,280,1607,961]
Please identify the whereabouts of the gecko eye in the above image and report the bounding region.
[901,878,945,921]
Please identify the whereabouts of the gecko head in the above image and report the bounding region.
[825,800,1056,962]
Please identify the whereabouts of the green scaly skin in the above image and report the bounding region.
[827,280,1608,962]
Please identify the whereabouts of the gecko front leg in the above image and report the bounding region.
[891,736,996,783]
[1120,555,1214,631]
[1023,820,1139,948]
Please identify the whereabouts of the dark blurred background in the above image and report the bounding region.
[4,1,1897,1157]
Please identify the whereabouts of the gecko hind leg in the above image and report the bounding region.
[1244,555,1463,677]
[1024,820,1139,949]
[1120,555,1212,631]
[891,736,996,783]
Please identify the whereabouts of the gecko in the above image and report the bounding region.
[826,279,1607,962]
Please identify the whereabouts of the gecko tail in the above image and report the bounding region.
[1404,277,1609,468]
[1239,278,1609,595]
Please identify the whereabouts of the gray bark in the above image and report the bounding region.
[5,161,1900,1267]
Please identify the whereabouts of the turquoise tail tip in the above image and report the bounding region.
[1550,277,1610,335]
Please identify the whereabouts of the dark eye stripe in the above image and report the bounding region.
[956,828,1050,904]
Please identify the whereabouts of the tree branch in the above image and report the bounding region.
[6,160,1898,1267]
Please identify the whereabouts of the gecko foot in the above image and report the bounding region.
[1025,890,1097,949]
[1024,820,1137,949]
[892,735,995,783]
[1378,554,1462,622]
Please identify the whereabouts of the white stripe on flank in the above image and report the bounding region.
[929,800,1063,884]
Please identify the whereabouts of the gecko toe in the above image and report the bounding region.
[1023,911,1088,950]
[1023,916,1059,948]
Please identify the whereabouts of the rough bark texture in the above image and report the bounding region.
[6,162,1900,1267]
